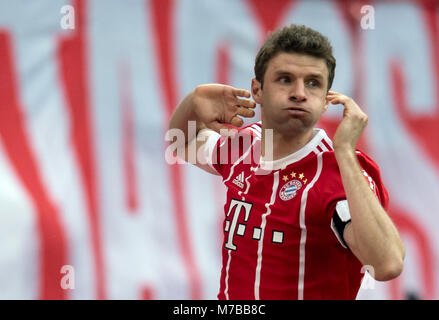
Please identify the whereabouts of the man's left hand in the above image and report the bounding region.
[326,91,368,151]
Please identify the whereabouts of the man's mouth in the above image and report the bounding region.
[285,106,308,113]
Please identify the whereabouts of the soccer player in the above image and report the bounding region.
[168,24,405,299]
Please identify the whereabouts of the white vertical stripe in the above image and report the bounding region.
[318,141,329,152]
[15,27,96,298]
[224,142,258,299]
[248,127,262,138]
[0,143,39,299]
[224,139,258,184]
[226,163,257,297]
[298,153,323,300]
[254,171,279,299]
[323,137,334,150]
[224,250,232,300]
[251,124,262,133]
[91,0,173,298]
[243,167,255,194]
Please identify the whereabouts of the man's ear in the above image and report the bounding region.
[251,78,263,105]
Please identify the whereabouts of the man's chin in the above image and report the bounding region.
[271,118,313,136]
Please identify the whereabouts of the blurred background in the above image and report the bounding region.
[0,0,438,299]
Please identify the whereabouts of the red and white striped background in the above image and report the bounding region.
[0,0,438,299]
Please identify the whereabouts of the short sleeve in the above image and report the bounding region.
[355,151,389,210]
[194,128,221,173]
[209,124,260,179]
[194,128,238,178]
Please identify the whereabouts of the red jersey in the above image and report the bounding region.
[201,122,388,300]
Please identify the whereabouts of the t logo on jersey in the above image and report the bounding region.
[224,199,253,250]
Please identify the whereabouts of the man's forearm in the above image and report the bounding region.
[169,90,202,146]
[334,147,405,280]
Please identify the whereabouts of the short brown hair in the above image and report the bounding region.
[254,24,336,91]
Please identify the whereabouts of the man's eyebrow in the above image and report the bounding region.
[273,70,325,80]
[307,73,325,80]
[273,70,292,76]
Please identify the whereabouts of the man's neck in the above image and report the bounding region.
[261,126,316,161]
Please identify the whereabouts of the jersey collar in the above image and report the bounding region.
[259,128,328,171]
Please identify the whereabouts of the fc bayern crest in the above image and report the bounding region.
[279,180,302,201]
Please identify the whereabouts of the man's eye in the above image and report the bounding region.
[279,76,291,83]
[307,79,319,87]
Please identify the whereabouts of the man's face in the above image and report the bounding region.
[252,52,330,136]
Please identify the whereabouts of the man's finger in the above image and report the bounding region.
[327,96,342,104]
[230,116,244,127]
[236,98,256,109]
[233,88,251,98]
[326,92,345,98]
[328,96,349,105]
[327,94,344,100]
[329,98,342,104]
[236,106,255,118]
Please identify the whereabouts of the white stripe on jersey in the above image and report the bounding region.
[224,249,232,300]
[224,139,259,184]
[318,141,329,152]
[250,124,262,133]
[254,171,280,299]
[324,137,334,150]
[225,150,258,299]
[242,167,256,194]
[248,127,261,138]
[298,152,323,300]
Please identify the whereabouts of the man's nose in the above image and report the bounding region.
[289,79,306,102]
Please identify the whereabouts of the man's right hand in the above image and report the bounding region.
[168,83,257,174]
[192,84,256,132]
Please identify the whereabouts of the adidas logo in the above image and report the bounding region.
[232,172,245,189]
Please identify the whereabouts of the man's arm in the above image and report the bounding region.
[168,84,255,173]
[327,91,405,281]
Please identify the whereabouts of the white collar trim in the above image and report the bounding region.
[259,128,328,171]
